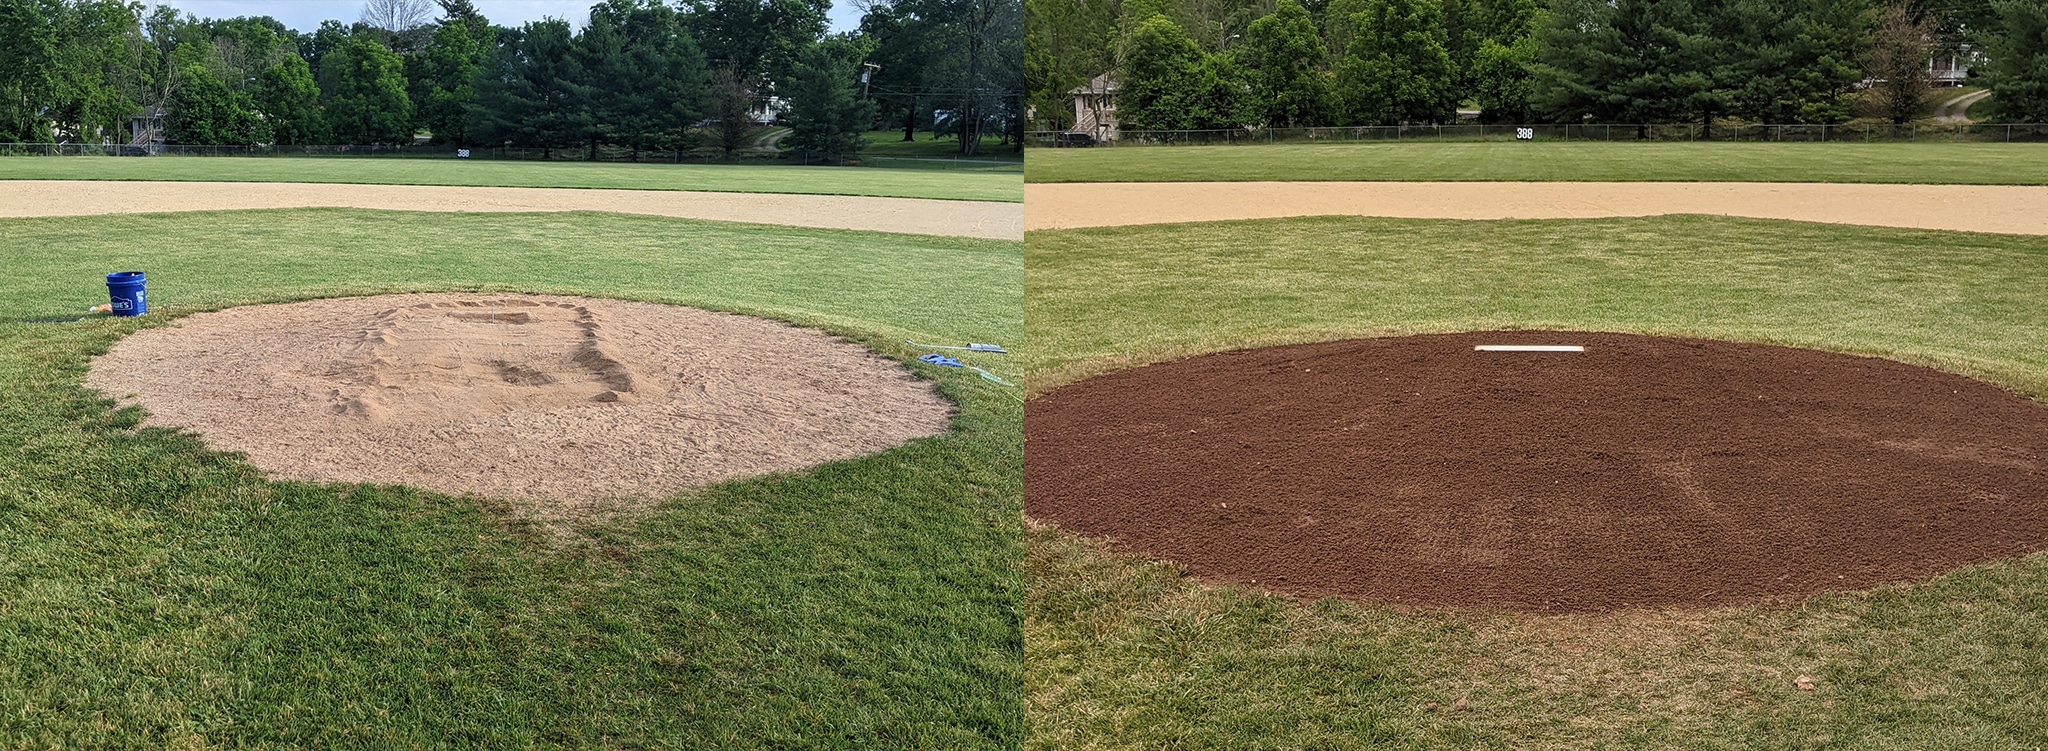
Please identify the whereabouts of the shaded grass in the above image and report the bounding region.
[1969,94,1999,123]
[0,156,1023,202]
[0,209,1022,747]
[1024,215,2048,749]
[1023,141,2048,185]
[861,131,1022,162]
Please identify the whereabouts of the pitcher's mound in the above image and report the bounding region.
[89,294,951,514]
[1025,331,2048,612]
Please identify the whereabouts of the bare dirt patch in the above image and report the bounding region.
[1023,181,2048,236]
[0,180,1022,240]
[1024,331,2048,612]
[88,293,952,520]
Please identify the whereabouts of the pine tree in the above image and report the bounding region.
[580,0,710,159]
[468,19,588,157]
[1531,0,1709,135]
[781,41,876,159]
[1980,0,2048,121]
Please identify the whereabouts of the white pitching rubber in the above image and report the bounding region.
[1473,345,1585,352]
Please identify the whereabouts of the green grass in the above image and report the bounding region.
[1927,86,1984,119]
[0,156,1023,202]
[0,209,1022,747]
[862,131,1022,161]
[1023,141,2048,185]
[1969,93,1998,122]
[1025,215,2048,749]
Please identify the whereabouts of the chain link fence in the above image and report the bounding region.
[1028,122,2048,146]
[0,141,1018,169]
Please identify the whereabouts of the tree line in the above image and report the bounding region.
[0,0,1022,157]
[1025,0,2048,131]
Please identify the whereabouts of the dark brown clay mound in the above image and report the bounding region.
[1024,331,2048,612]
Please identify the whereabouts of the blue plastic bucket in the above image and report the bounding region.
[105,271,146,316]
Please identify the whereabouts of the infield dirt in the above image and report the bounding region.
[1025,331,2048,612]
[1023,181,2048,235]
[0,180,1023,239]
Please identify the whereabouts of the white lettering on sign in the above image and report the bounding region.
[1515,128,1534,140]
[457,149,471,158]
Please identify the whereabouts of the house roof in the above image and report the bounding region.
[1067,73,1117,96]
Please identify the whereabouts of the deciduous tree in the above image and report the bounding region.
[409,18,485,144]
[0,0,57,142]
[1863,0,1935,124]
[1336,0,1458,124]
[325,34,413,143]
[1117,13,1247,129]
[708,60,757,154]
[1242,0,1329,127]
[165,58,268,144]
[254,53,323,143]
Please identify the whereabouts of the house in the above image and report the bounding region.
[129,105,165,151]
[1931,44,1975,87]
[1069,74,1117,140]
[750,96,787,125]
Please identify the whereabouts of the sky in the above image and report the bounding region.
[149,0,865,34]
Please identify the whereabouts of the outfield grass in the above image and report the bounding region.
[1025,215,2048,749]
[1023,141,2048,185]
[0,156,1023,202]
[0,209,1021,747]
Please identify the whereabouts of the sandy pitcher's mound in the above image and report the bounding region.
[89,294,951,513]
[1025,332,2048,612]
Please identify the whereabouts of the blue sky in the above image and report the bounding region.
[149,0,864,34]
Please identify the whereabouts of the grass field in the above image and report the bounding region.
[862,131,1022,161]
[0,209,1022,747]
[1025,215,2048,749]
[1023,141,2048,185]
[0,156,1023,202]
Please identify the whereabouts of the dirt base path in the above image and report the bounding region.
[1024,181,2048,236]
[1,180,1022,240]
[1026,332,2048,612]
